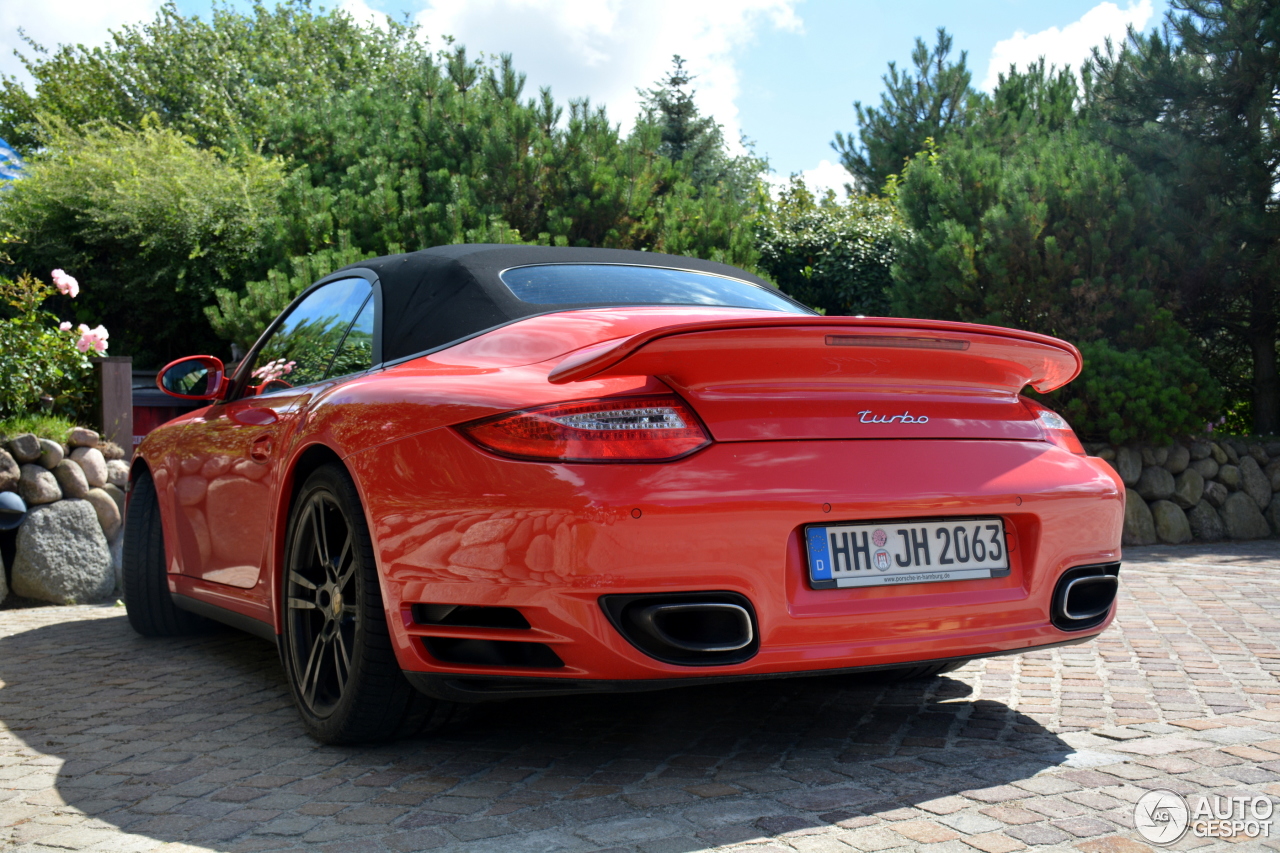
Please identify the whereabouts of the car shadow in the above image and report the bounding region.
[0,612,1090,851]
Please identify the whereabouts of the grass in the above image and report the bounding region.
[0,413,78,443]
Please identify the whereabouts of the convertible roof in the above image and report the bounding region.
[335,244,779,363]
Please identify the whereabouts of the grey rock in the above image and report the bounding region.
[1164,444,1190,474]
[1154,446,1170,466]
[1114,447,1142,485]
[1095,446,1116,461]
[1218,464,1241,490]
[1189,440,1212,461]
[1266,496,1280,536]
[1123,489,1157,546]
[1136,466,1176,501]
[18,463,61,505]
[1187,501,1224,541]
[84,488,122,540]
[1228,438,1248,459]
[67,427,99,448]
[109,531,123,594]
[1267,441,1280,458]
[101,483,126,520]
[0,449,18,492]
[105,459,129,489]
[98,440,125,461]
[1221,491,1271,540]
[1224,441,1242,464]
[69,446,107,488]
[1240,456,1272,509]
[1151,500,1192,545]
[7,433,40,463]
[1267,458,1280,492]
[51,459,89,499]
[36,438,63,469]
[1141,446,1158,467]
[11,500,114,604]
[1210,442,1229,464]
[1204,480,1229,508]
[0,547,6,606]
[1172,469,1204,509]
[1190,457,1220,480]
[1248,444,1270,465]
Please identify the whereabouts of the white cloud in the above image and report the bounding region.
[0,0,162,92]
[980,0,1152,91]
[412,0,801,148]
[339,0,392,31]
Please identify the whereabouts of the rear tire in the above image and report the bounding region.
[280,463,452,744]
[123,469,207,636]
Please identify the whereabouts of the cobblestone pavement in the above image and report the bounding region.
[2,543,1279,853]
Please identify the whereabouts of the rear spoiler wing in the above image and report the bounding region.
[547,316,1082,394]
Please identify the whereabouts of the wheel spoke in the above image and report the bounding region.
[342,604,357,617]
[334,533,354,588]
[334,630,351,685]
[313,500,332,569]
[299,632,325,707]
[289,570,317,591]
[288,597,317,610]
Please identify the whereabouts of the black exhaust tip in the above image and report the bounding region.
[1051,563,1120,631]
[600,592,759,666]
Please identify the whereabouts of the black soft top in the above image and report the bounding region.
[335,244,785,363]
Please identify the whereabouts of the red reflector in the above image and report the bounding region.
[458,396,711,462]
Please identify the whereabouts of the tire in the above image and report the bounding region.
[280,463,452,744]
[873,659,970,682]
[123,469,207,636]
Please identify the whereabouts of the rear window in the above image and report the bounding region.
[499,264,809,313]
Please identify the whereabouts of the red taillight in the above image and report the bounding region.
[458,395,712,462]
[1023,400,1085,455]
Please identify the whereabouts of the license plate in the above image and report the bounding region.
[805,517,1010,589]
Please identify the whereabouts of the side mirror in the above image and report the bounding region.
[157,355,227,401]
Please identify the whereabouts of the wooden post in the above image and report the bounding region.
[92,356,133,450]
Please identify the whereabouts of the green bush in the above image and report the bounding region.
[755,179,903,315]
[0,272,98,419]
[1038,338,1223,445]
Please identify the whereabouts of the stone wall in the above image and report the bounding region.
[1087,437,1280,546]
[0,428,126,605]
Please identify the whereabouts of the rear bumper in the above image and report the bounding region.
[346,432,1124,685]
[403,634,1102,702]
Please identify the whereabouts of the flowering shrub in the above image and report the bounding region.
[0,269,108,418]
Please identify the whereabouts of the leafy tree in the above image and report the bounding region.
[755,179,903,315]
[1088,0,1280,434]
[832,28,980,192]
[0,118,284,365]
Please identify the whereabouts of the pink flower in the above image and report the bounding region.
[76,323,109,354]
[51,269,79,298]
[58,321,72,331]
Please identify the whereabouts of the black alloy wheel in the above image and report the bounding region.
[281,464,452,743]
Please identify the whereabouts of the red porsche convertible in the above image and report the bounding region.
[125,244,1124,743]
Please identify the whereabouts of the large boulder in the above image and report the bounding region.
[52,459,89,499]
[69,446,107,488]
[18,464,61,505]
[1164,444,1190,474]
[1190,457,1220,480]
[101,484,126,519]
[67,427,99,448]
[7,433,41,463]
[1123,489,1157,546]
[11,500,114,604]
[105,459,129,489]
[1248,444,1270,466]
[99,440,126,461]
[1204,480,1229,508]
[1223,441,1242,464]
[1239,456,1272,509]
[1172,469,1204,509]
[1210,442,1229,464]
[0,449,18,492]
[36,439,63,469]
[1189,440,1212,461]
[1136,466,1176,501]
[1221,492,1271,540]
[1114,446,1143,485]
[1267,459,1280,491]
[1151,500,1192,544]
[0,547,7,606]
[1265,495,1280,536]
[1217,464,1241,490]
[1187,501,1224,541]
[84,488,122,540]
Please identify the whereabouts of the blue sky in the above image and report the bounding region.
[3,0,1165,191]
